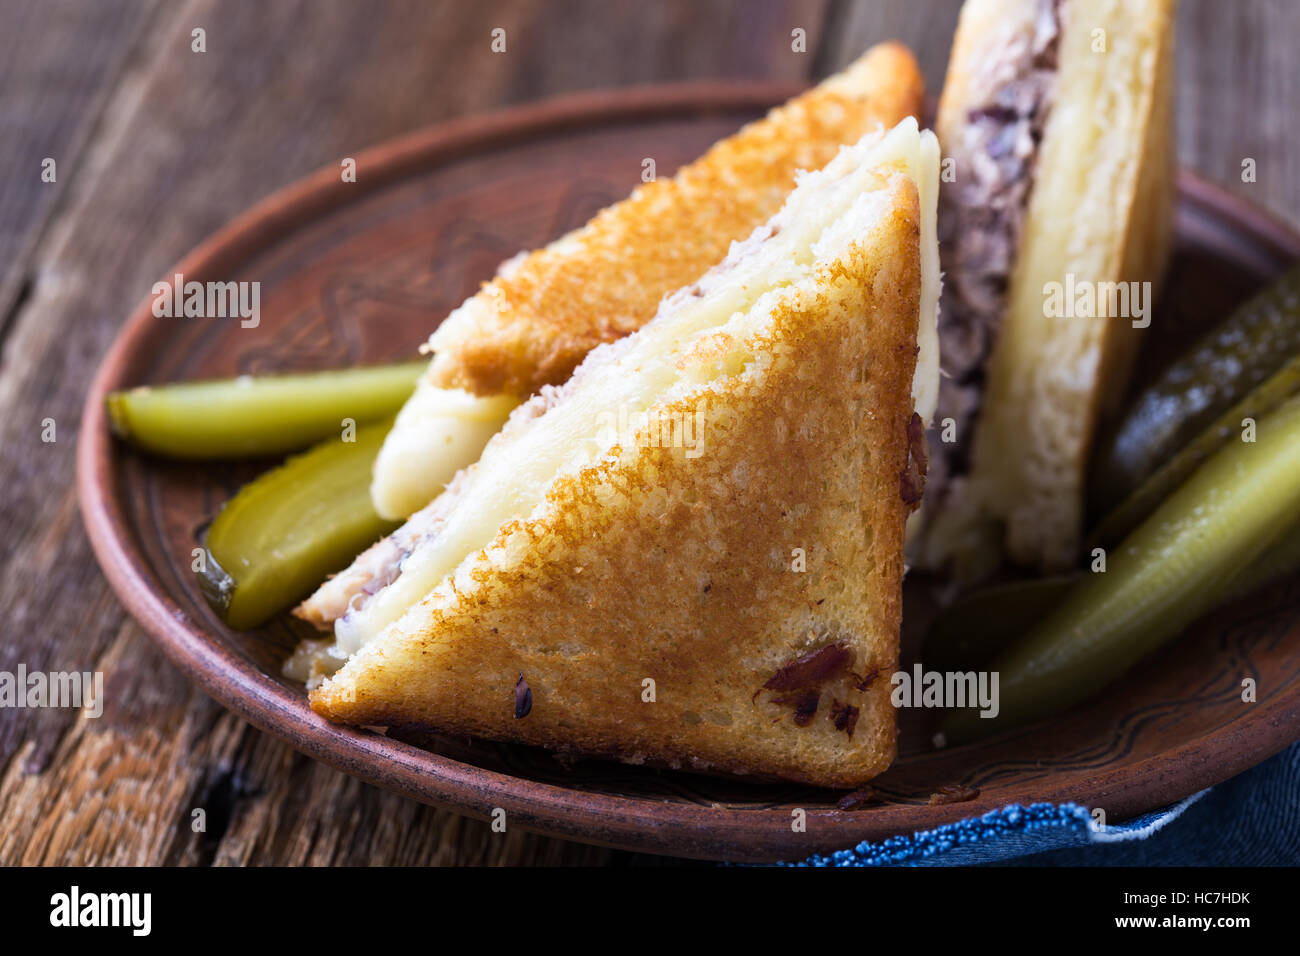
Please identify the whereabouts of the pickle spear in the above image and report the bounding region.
[108,362,425,459]
[1091,264,1300,514]
[925,529,1300,676]
[942,393,1300,745]
[1090,352,1300,547]
[921,576,1079,674]
[198,419,400,630]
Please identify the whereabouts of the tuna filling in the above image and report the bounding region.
[928,0,1063,508]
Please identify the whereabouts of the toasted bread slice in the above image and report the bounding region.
[426,42,924,398]
[920,0,1175,575]
[306,121,940,787]
[371,42,924,520]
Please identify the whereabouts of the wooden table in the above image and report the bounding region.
[2,0,1296,866]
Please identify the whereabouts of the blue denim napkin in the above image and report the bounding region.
[786,741,1300,866]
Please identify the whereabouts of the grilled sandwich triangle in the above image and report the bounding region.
[370,43,925,521]
[917,0,1176,576]
[306,120,940,786]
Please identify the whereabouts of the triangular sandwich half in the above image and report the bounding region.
[916,0,1176,577]
[300,120,940,787]
[371,42,924,520]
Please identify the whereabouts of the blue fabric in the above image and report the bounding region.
[785,741,1300,866]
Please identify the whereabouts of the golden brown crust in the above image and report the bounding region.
[313,177,923,788]
[430,42,924,398]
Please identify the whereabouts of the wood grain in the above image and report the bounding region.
[0,0,828,867]
[822,0,1300,226]
[817,0,965,88]
[1,0,1297,866]
[1175,0,1300,220]
[0,0,159,344]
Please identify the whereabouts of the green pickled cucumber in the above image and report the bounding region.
[1091,264,1300,515]
[921,576,1079,674]
[1091,352,1300,547]
[198,418,400,630]
[925,516,1300,681]
[108,361,425,459]
[1223,527,1300,605]
[943,393,1300,745]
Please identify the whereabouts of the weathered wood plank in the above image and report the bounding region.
[817,0,964,89]
[0,0,160,341]
[0,0,828,866]
[1175,0,1300,223]
[823,0,1300,227]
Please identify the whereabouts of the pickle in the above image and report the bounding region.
[926,525,1300,677]
[942,393,1300,745]
[198,419,400,630]
[921,576,1078,674]
[1223,527,1300,606]
[108,362,425,459]
[1091,352,1300,547]
[1090,264,1300,514]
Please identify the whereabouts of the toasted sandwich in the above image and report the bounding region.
[370,42,925,521]
[293,120,941,787]
[916,0,1176,576]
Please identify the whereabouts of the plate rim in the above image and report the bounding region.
[77,81,1300,863]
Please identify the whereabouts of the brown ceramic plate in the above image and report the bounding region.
[78,83,1300,863]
